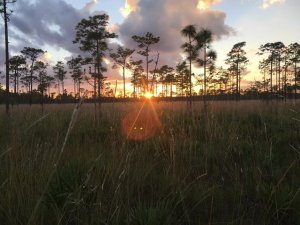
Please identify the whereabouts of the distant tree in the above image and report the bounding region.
[73,14,117,102]
[274,42,285,92]
[21,47,45,105]
[181,25,199,107]
[175,61,189,96]
[149,52,160,95]
[226,42,248,100]
[9,55,26,94]
[20,69,30,93]
[196,29,216,96]
[257,42,284,94]
[129,59,144,97]
[53,61,67,98]
[258,59,269,92]
[34,61,50,111]
[67,56,84,98]
[132,32,160,92]
[110,46,135,97]
[215,67,230,94]
[288,43,300,97]
[206,64,216,94]
[1,0,17,113]
[282,46,292,97]
[158,65,174,97]
[103,82,113,97]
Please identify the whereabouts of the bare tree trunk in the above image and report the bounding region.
[14,71,17,94]
[61,81,65,102]
[189,35,192,110]
[30,61,34,105]
[73,80,76,97]
[78,81,81,98]
[294,61,297,99]
[17,75,19,94]
[270,59,273,94]
[123,64,126,98]
[263,69,266,92]
[146,47,149,92]
[204,44,207,97]
[284,63,287,100]
[236,62,239,101]
[278,56,281,93]
[3,0,10,114]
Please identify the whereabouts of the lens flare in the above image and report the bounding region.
[121,102,160,141]
[145,92,153,99]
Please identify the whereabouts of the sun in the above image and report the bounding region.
[145,92,153,99]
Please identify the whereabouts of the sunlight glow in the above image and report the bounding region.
[145,92,153,99]
[197,0,208,10]
[261,0,286,9]
[120,0,136,17]
[103,58,110,65]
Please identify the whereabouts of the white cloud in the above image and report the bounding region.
[118,0,234,68]
[83,0,99,12]
[197,0,222,10]
[261,0,286,9]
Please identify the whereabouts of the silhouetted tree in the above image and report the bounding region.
[67,56,84,98]
[259,59,268,92]
[53,61,67,99]
[181,25,198,107]
[226,42,248,100]
[282,46,292,97]
[258,42,283,94]
[132,32,160,92]
[215,67,230,94]
[158,65,175,97]
[175,61,189,96]
[129,59,144,97]
[73,14,117,102]
[1,0,16,113]
[273,42,285,92]
[34,61,49,111]
[110,46,135,97]
[196,29,216,96]
[21,47,45,105]
[9,55,26,94]
[288,43,300,97]
[150,52,160,94]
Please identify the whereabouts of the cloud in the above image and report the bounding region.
[83,0,99,12]
[197,0,222,10]
[261,0,286,9]
[120,0,139,17]
[9,0,88,56]
[118,0,234,68]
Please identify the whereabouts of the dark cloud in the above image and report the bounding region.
[10,0,86,55]
[118,0,234,67]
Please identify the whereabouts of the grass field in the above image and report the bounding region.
[0,100,299,225]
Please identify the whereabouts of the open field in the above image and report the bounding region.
[0,100,299,225]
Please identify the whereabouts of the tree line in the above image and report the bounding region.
[1,2,300,112]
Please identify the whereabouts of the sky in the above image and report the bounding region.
[1,0,300,93]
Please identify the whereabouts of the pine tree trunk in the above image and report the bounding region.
[4,0,10,114]
[123,64,126,98]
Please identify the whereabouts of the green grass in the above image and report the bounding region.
[0,100,299,225]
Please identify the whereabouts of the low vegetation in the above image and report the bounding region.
[0,100,299,225]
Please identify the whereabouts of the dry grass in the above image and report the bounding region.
[0,100,299,225]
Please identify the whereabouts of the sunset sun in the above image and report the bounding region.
[145,92,153,99]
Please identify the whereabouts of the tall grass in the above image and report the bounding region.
[0,101,299,225]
